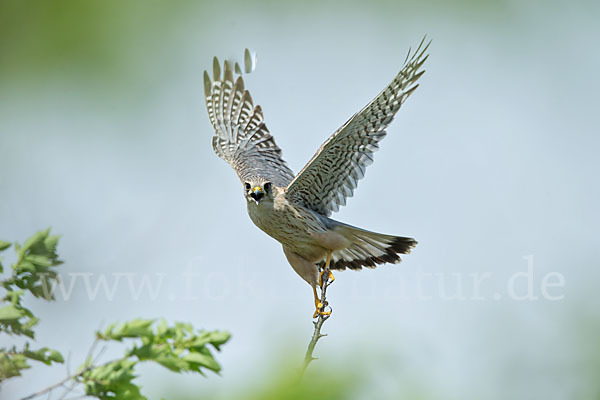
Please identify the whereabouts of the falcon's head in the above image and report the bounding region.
[244,179,273,205]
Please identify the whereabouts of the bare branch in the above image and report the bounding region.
[301,262,333,376]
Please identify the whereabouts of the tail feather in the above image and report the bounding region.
[320,226,417,271]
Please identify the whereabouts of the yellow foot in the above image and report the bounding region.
[318,269,335,287]
[312,301,331,318]
[312,286,331,318]
[318,252,334,287]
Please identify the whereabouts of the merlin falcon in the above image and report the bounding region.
[203,39,429,317]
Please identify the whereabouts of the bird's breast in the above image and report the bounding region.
[246,196,327,253]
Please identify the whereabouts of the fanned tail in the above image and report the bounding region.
[319,224,417,271]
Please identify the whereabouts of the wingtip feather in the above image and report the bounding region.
[203,70,212,97]
[224,60,234,82]
[244,48,256,74]
[212,57,221,81]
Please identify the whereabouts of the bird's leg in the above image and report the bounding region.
[318,252,335,287]
[313,252,333,318]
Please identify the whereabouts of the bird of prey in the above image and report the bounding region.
[203,39,429,317]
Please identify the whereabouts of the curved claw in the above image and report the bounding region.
[318,269,335,287]
[313,302,331,318]
[312,288,331,318]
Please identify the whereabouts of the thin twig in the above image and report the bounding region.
[19,355,124,400]
[301,262,333,376]
[56,337,100,400]
[19,372,83,400]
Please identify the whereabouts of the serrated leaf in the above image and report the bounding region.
[21,230,47,254]
[105,319,155,341]
[128,343,155,360]
[0,351,30,380]
[154,355,188,372]
[44,235,60,254]
[189,330,231,351]
[207,331,231,350]
[48,349,64,363]
[83,360,147,400]
[156,319,167,337]
[183,352,221,372]
[14,261,36,274]
[25,255,52,267]
[98,322,119,340]
[23,347,64,365]
[29,285,52,299]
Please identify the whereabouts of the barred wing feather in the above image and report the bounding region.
[286,38,430,216]
[204,53,295,187]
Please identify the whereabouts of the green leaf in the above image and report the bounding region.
[83,360,147,400]
[207,330,231,350]
[183,351,221,372]
[23,347,64,365]
[154,355,189,372]
[0,350,30,380]
[0,241,11,251]
[25,254,52,267]
[17,229,61,268]
[44,235,60,254]
[155,319,167,337]
[21,316,40,331]
[21,229,48,256]
[101,319,155,341]
[189,330,231,351]
[118,319,155,338]
[14,260,36,274]
[0,305,25,321]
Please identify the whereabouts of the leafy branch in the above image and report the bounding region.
[0,229,231,400]
[20,319,230,400]
[0,228,64,381]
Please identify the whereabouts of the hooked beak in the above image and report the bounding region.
[250,186,264,204]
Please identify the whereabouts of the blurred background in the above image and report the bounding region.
[1,0,599,398]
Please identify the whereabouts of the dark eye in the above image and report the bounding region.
[264,182,272,192]
[244,182,251,191]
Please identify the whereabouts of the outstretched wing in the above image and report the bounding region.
[204,51,295,187]
[286,38,430,216]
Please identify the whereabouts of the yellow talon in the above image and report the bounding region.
[319,307,331,317]
[312,287,331,318]
[313,302,331,318]
[318,269,335,286]
[313,252,334,318]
